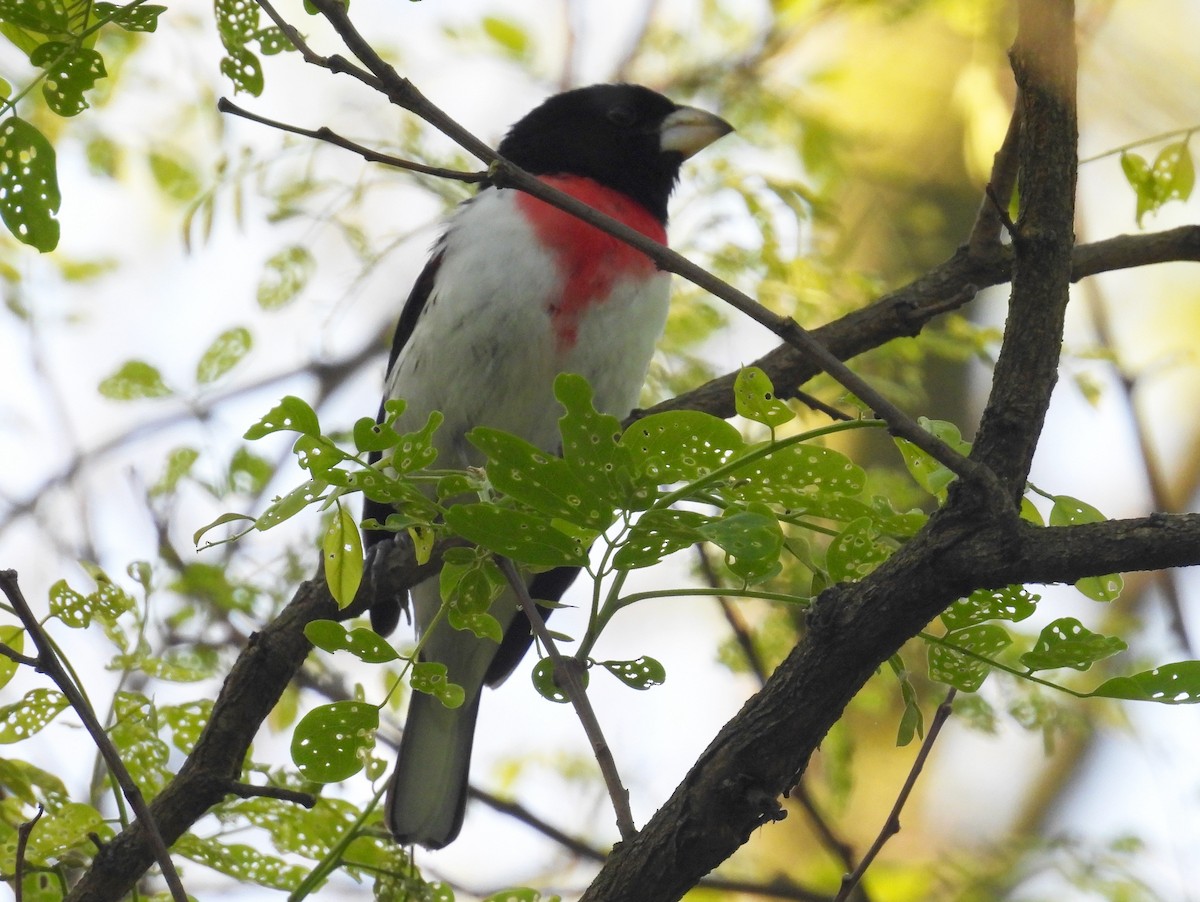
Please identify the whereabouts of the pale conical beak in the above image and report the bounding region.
[659,106,734,159]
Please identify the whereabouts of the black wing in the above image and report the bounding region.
[363,250,443,635]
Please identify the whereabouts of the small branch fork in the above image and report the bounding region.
[0,570,189,902]
[497,558,637,842]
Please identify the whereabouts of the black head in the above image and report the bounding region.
[494,83,732,223]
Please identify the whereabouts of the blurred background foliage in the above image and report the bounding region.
[1,0,1199,899]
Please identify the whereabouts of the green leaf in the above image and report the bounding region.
[470,427,615,532]
[244,395,320,439]
[322,503,363,607]
[826,516,892,583]
[293,434,350,478]
[220,44,263,95]
[888,653,923,746]
[145,151,200,205]
[894,418,971,499]
[620,410,742,485]
[0,0,68,33]
[410,661,466,708]
[734,366,794,429]
[531,657,587,703]
[94,1,166,31]
[0,688,69,742]
[445,504,588,567]
[215,0,258,43]
[380,411,442,475]
[255,479,325,530]
[482,890,549,902]
[1049,495,1123,601]
[192,511,255,547]
[1121,142,1195,226]
[175,833,309,892]
[196,326,251,384]
[30,42,106,117]
[48,576,134,628]
[481,14,530,58]
[613,507,710,569]
[941,585,1039,630]
[697,505,783,583]
[20,800,109,867]
[440,556,505,640]
[599,656,665,690]
[0,116,60,250]
[257,244,314,309]
[555,373,637,507]
[0,625,23,690]
[1019,618,1126,673]
[256,25,294,54]
[927,624,1013,692]
[304,620,399,663]
[353,415,400,452]
[722,442,866,510]
[98,359,172,399]
[1091,661,1200,705]
[150,446,199,496]
[161,700,212,753]
[228,446,273,494]
[291,700,378,782]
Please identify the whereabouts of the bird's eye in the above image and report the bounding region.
[607,106,637,127]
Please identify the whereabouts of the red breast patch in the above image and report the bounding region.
[516,176,667,350]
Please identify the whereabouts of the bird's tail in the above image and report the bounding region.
[385,687,481,849]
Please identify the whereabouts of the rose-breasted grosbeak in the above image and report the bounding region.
[364,83,731,849]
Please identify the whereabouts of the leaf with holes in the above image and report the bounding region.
[48,577,134,629]
[245,395,320,439]
[0,0,68,32]
[305,620,399,664]
[440,556,505,640]
[1049,495,1123,602]
[1091,661,1200,705]
[734,366,794,429]
[613,507,710,569]
[174,833,309,891]
[0,626,23,690]
[20,800,109,867]
[30,43,106,117]
[1019,618,1126,673]
[323,503,362,607]
[381,411,442,475]
[0,117,58,249]
[291,701,378,782]
[221,44,263,95]
[0,688,68,743]
[927,625,1013,692]
[531,657,588,703]
[697,505,783,583]
[352,415,400,453]
[256,479,326,530]
[600,656,665,690]
[445,504,588,568]
[620,410,742,486]
[723,442,866,510]
[410,661,466,709]
[555,373,638,507]
[826,516,892,583]
[894,418,971,499]
[942,585,1039,630]
[94,1,166,31]
[470,427,614,532]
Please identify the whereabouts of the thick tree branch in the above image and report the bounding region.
[972,0,1079,495]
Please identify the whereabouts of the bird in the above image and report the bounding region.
[362,83,732,849]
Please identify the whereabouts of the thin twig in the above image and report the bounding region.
[497,558,636,842]
[225,781,318,807]
[217,97,486,184]
[968,100,1022,255]
[833,689,956,902]
[0,640,39,668]
[0,570,189,902]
